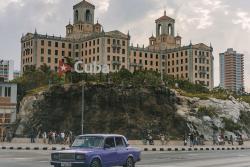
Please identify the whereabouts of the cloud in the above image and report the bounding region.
[233,11,250,32]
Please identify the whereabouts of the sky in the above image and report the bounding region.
[0,0,249,91]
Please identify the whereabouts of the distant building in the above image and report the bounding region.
[220,48,244,93]
[13,71,21,80]
[21,0,214,89]
[0,60,14,82]
[0,82,17,139]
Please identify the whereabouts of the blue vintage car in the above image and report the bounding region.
[51,134,141,167]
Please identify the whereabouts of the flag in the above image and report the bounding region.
[58,60,72,77]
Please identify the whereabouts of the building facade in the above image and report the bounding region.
[0,82,17,140]
[220,48,244,93]
[0,60,14,82]
[21,0,214,89]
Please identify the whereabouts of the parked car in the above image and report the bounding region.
[51,134,141,167]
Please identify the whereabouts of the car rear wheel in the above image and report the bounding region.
[124,157,135,167]
[90,159,101,167]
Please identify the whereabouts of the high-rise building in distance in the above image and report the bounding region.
[220,48,244,93]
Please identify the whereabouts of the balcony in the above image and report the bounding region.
[112,43,121,49]
[112,61,121,65]
[199,70,208,74]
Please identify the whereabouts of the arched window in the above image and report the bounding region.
[86,10,91,22]
[158,24,162,35]
[168,24,173,35]
[75,10,79,22]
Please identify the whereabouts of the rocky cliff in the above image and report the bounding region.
[16,84,250,140]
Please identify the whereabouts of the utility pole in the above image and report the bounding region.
[81,81,85,135]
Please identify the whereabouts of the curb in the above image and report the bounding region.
[0,146,248,152]
[0,146,69,151]
[142,146,248,152]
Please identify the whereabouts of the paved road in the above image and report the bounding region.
[0,150,250,167]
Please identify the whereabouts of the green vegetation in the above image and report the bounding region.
[197,106,218,118]
[222,117,241,132]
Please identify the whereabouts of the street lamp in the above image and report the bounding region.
[81,80,85,135]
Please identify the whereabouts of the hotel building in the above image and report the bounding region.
[21,0,214,89]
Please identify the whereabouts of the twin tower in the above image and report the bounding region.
[67,0,181,49]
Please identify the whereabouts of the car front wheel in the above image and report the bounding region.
[124,157,135,167]
[90,159,102,167]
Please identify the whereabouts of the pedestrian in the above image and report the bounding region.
[30,128,35,143]
[184,135,187,146]
[61,132,65,144]
[190,133,194,147]
[160,134,165,145]
[42,132,47,144]
[230,135,234,146]
[52,131,56,144]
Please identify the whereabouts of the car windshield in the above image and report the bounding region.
[71,136,104,148]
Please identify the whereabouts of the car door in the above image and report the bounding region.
[115,137,129,166]
[102,137,118,167]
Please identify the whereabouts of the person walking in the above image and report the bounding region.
[30,129,35,143]
[230,135,234,145]
[42,132,47,144]
[160,134,166,145]
[190,133,194,147]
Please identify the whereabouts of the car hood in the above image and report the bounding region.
[54,148,100,154]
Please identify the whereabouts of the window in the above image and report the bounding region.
[41,56,44,62]
[68,51,72,57]
[97,47,100,53]
[156,54,158,59]
[55,50,58,56]
[107,47,110,53]
[75,44,79,49]
[48,41,52,47]
[150,54,153,59]
[115,137,126,147]
[0,86,2,97]
[107,55,110,61]
[75,52,79,57]
[62,43,65,48]
[4,87,11,97]
[97,39,100,45]
[48,57,51,63]
[55,58,58,63]
[122,57,125,63]
[48,49,51,55]
[122,40,126,46]
[41,40,44,46]
[107,39,110,44]
[134,52,136,57]
[55,42,58,47]
[68,44,72,49]
[41,48,44,54]
[62,51,65,57]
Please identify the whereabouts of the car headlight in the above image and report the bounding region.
[75,154,86,160]
[51,153,59,161]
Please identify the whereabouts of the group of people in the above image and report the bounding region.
[0,130,13,143]
[41,131,74,145]
[184,132,205,147]
[213,134,244,146]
